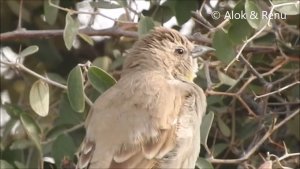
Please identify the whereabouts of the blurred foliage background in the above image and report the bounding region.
[0,0,299,169]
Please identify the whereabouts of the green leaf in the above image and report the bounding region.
[46,124,73,140]
[0,160,14,169]
[229,1,253,44]
[56,94,85,125]
[196,158,214,169]
[236,118,259,140]
[47,72,67,85]
[174,0,197,25]
[142,5,174,24]
[92,56,112,71]
[287,113,300,139]
[228,21,253,44]
[116,0,128,7]
[217,70,237,87]
[19,45,39,58]
[212,143,228,157]
[78,32,94,46]
[212,29,235,64]
[2,119,18,146]
[29,80,50,117]
[10,138,33,150]
[138,16,155,38]
[3,103,24,118]
[217,115,231,137]
[245,0,263,29]
[6,0,30,22]
[67,65,85,112]
[14,161,27,169]
[20,113,42,153]
[273,0,300,15]
[63,12,80,50]
[90,1,122,9]
[44,0,59,25]
[87,66,116,93]
[52,134,76,167]
[200,111,214,146]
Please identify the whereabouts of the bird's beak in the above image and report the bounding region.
[191,45,215,58]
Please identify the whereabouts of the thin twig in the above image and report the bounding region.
[0,60,93,106]
[224,1,300,71]
[255,81,300,99]
[207,108,300,164]
[42,123,84,144]
[240,54,269,86]
[278,152,300,161]
[17,0,23,30]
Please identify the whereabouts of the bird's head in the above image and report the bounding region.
[123,27,214,82]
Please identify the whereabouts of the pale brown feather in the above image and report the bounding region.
[76,27,207,169]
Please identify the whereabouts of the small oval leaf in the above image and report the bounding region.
[273,0,300,15]
[64,12,80,50]
[67,65,85,112]
[29,80,50,117]
[212,143,228,157]
[0,160,14,169]
[78,32,94,46]
[87,66,116,93]
[44,0,59,25]
[200,111,214,146]
[212,29,235,64]
[196,158,214,169]
[10,139,33,150]
[217,70,237,87]
[217,115,231,137]
[174,0,197,25]
[245,0,263,29]
[52,134,76,167]
[20,113,42,153]
[4,103,24,118]
[138,16,155,38]
[19,45,39,58]
[47,72,67,85]
[229,1,253,44]
[90,1,122,9]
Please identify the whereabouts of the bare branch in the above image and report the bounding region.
[17,0,23,30]
[0,28,138,41]
[255,81,300,99]
[207,108,300,164]
[224,1,300,71]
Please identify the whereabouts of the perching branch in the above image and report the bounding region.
[0,28,138,41]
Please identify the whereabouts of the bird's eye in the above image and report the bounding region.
[174,47,185,55]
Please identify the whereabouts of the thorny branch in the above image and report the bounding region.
[224,1,300,71]
[207,109,300,164]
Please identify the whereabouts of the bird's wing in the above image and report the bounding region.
[77,75,204,169]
